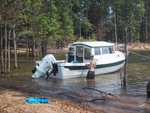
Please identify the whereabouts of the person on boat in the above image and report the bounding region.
[86,54,96,79]
[67,47,75,62]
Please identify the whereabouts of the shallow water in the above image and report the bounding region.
[0,51,150,100]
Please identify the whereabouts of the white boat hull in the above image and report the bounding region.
[31,41,125,79]
[51,60,124,79]
[31,54,125,79]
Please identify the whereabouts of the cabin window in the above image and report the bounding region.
[102,47,110,54]
[94,47,101,55]
[109,47,115,53]
[84,48,91,60]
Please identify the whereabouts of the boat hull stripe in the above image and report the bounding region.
[64,60,125,70]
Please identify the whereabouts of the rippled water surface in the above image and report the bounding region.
[0,50,150,99]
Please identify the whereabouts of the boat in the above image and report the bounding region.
[31,41,125,79]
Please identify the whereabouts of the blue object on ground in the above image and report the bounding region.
[26,97,50,104]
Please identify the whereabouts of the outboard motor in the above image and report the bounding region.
[31,54,56,78]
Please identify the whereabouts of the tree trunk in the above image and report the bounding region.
[4,17,8,73]
[26,36,29,57]
[32,37,36,56]
[114,12,117,47]
[13,25,18,68]
[45,40,47,54]
[41,37,47,55]
[0,22,4,73]
[8,30,11,73]
[41,38,45,55]
[145,3,148,43]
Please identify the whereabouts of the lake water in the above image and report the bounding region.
[0,50,150,99]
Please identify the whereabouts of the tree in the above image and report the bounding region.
[88,0,111,40]
[0,0,22,72]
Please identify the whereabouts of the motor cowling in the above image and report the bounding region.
[31,54,56,78]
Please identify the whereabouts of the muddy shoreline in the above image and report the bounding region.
[0,85,150,113]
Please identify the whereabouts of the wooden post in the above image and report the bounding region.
[123,26,128,87]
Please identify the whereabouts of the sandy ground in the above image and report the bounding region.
[118,43,150,51]
[0,43,150,113]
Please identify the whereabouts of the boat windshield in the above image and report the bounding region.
[102,46,115,54]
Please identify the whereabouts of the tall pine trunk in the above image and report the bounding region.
[4,17,8,73]
[145,3,148,43]
[0,22,4,73]
[13,25,18,68]
[8,30,11,73]
[32,37,36,56]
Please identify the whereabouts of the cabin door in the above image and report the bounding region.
[83,47,91,63]
[76,46,83,63]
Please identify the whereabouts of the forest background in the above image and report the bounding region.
[0,0,150,73]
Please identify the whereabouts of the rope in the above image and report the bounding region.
[130,51,150,59]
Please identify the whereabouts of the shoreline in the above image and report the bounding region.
[16,42,150,54]
[47,43,150,54]
[0,86,150,113]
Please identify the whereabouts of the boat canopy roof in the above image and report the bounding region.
[71,41,115,48]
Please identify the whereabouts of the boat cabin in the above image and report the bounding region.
[67,41,116,63]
